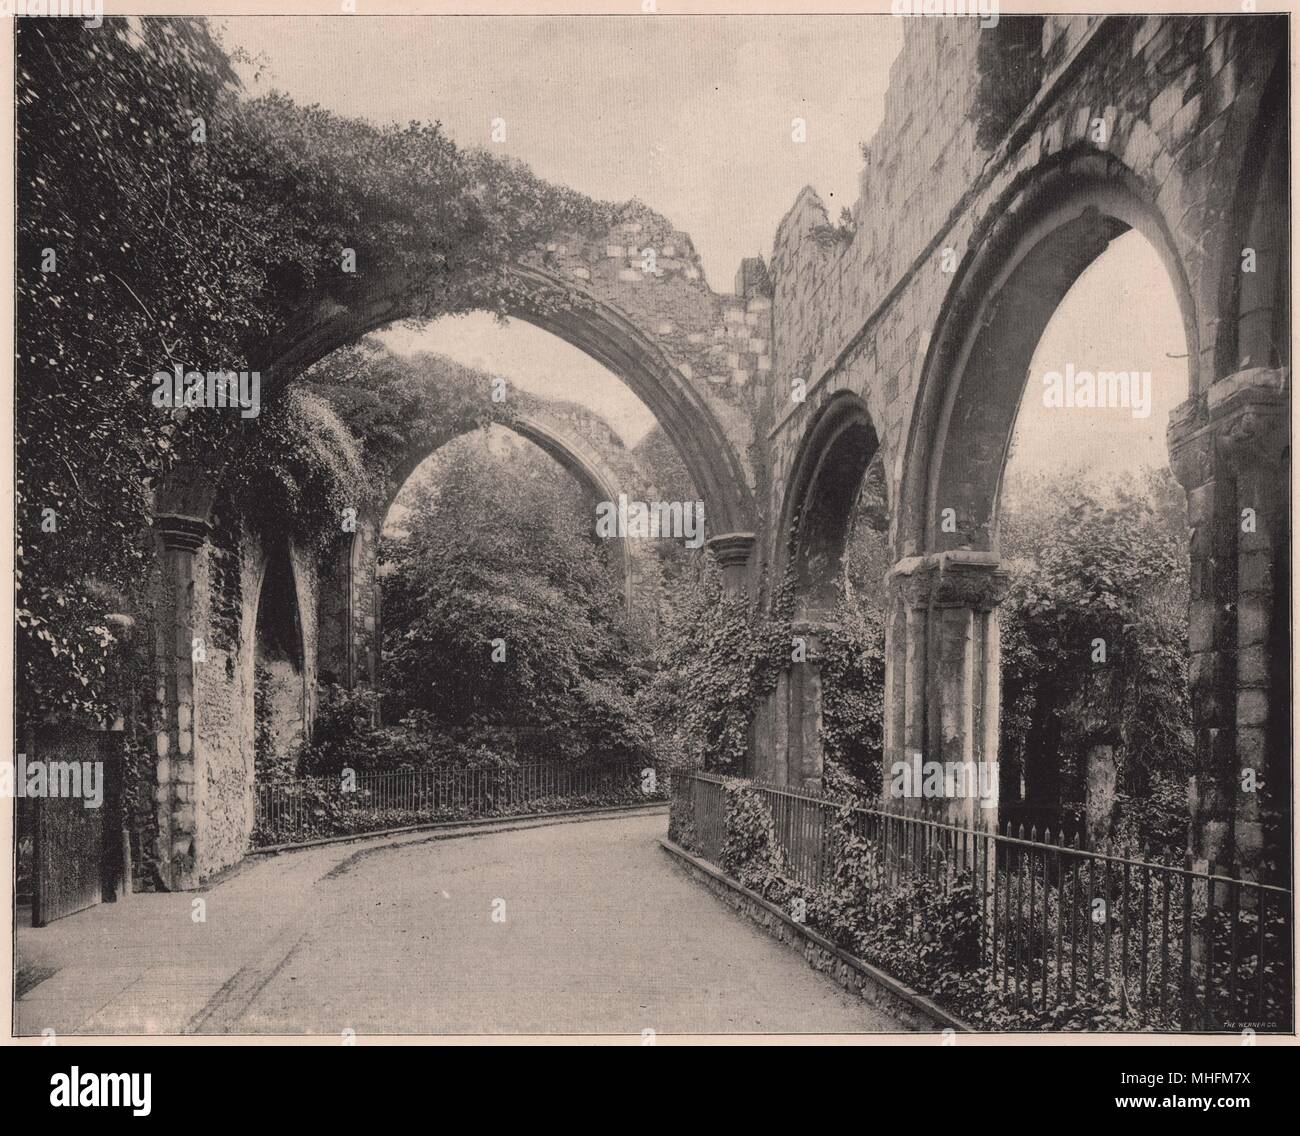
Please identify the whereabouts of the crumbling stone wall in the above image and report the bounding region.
[762,14,1288,878]
[144,14,1286,888]
[149,500,323,886]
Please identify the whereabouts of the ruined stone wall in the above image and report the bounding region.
[768,19,985,497]
[768,15,1277,564]
[141,14,1284,887]
[183,517,322,882]
[188,512,258,882]
[760,14,1287,874]
[519,202,771,519]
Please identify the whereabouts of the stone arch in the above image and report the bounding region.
[380,411,640,610]
[751,393,883,789]
[262,264,758,544]
[320,403,662,698]
[777,392,882,620]
[887,148,1199,831]
[251,544,309,770]
[898,147,1199,558]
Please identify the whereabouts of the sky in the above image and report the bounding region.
[1008,229,1188,491]
[221,15,899,290]
[221,15,1186,470]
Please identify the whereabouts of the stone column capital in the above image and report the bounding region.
[933,551,1010,611]
[155,513,211,553]
[889,550,1010,612]
[705,531,756,569]
[888,554,939,609]
[1209,366,1289,474]
[1167,395,1213,491]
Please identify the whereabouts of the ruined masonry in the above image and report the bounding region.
[149,16,1287,888]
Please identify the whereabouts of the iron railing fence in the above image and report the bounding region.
[255,759,665,847]
[679,772,1292,1031]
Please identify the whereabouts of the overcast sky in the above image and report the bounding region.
[222,15,1186,473]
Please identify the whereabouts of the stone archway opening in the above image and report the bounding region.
[373,422,646,763]
[755,394,887,791]
[892,154,1202,835]
[994,228,1191,850]
[379,422,631,587]
[304,329,691,700]
[253,549,308,781]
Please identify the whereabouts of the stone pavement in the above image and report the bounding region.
[16,809,908,1037]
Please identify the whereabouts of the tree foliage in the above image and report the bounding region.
[378,435,650,766]
[17,16,617,716]
[999,467,1193,850]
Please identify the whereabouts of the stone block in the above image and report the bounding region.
[1149,84,1183,130]
[1238,550,1273,594]
[1169,94,1202,147]
[1236,689,1269,728]
[1236,598,1270,649]
[1236,725,1266,771]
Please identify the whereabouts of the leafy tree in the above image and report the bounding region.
[378,434,650,766]
[17,17,264,716]
[999,468,1193,851]
[640,559,786,776]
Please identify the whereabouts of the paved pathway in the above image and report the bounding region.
[17,810,909,1038]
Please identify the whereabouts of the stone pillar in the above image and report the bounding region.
[751,668,791,785]
[885,551,1009,829]
[771,670,791,785]
[706,532,757,596]
[1084,743,1118,849]
[788,620,830,790]
[1172,367,1288,880]
[154,514,210,891]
